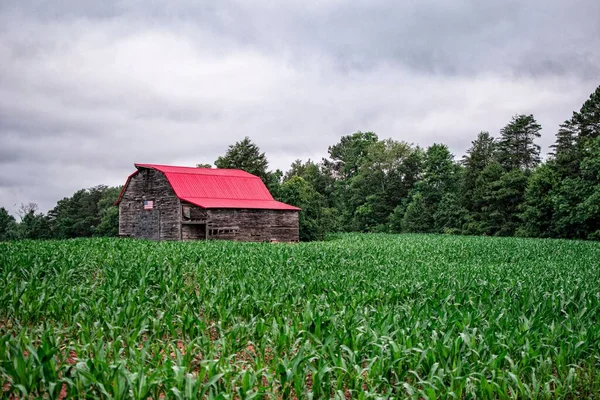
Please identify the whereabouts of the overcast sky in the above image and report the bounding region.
[1,0,599,214]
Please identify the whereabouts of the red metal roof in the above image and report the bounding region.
[116,163,300,211]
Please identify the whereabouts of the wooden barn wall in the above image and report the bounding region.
[118,169,181,240]
[208,209,299,242]
[181,204,299,242]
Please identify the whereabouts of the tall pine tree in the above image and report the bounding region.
[550,119,579,177]
[496,114,542,172]
[462,131,496,211]
[552,86,600,239]
[573,86,600,148]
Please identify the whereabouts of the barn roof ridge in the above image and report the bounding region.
[151,170,262,179]
[134,163,259,178]
[182,196,279,201]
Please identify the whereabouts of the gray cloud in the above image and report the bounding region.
[0,0,598,214]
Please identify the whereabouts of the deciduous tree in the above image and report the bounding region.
[278,177,328,241]
[0,207,17,241]
[214,137,270,183]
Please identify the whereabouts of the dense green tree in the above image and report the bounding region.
[285,159,314,182]
[284,159,335,201]
[95,207,119,237]
[550,120,579,177]
[353,199,380,232]
[519,163,559,237]
[577,137,600,239]
[548,88,599,181]
[465,162,504,235]
[401,193,432,233]
[496,114,542,172]
[17,203,51,240]
[321,131,380,230]
[94,187,121,237]
[462,131,496,210]
[278,177,328,241]
[434,193,468,234]
[214,136,283,196]
[551,175,588,238]
[48,186,107,238]
[0,207,18,241]
[214,137,271,183]
[325,131,379,180]
[460,114,542,236]
[4,185,118,241]
[403,144,460,233]
[420,144,461,200]
[479,167,528,236]
[348,140,423,231]
[281,159,339,232]
[573,86,600,147]
[264,169,283,199]
[544,86,600,239]
[388,204,406,233]
[552,137,600,239]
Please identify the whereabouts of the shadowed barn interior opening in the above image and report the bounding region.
[115,164,300,242]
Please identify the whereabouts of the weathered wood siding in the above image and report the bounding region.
[118,169,181,240]
[209,209,299,242]
[181,204,299,242]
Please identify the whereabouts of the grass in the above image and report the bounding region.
[0,233,599,399]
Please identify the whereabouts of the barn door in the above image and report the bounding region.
[134,210,161,240]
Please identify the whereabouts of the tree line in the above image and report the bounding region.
[212,85,600,241]
[0,186,121,240]
[1,85,598,242]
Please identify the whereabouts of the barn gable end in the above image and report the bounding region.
[118,168,181,240]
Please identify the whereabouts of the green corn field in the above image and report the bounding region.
[1,234,599,399]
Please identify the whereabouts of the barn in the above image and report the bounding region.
[115,163,300,242]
